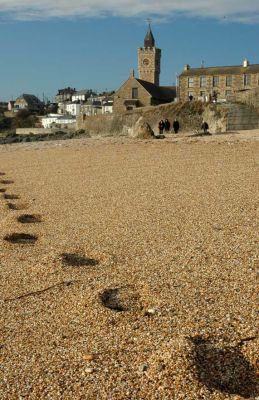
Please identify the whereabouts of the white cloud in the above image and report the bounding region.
[0,0,259,23]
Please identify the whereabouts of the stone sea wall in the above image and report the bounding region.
[76,102,229,136]
[16,127,75,135]
[235,87,259,109]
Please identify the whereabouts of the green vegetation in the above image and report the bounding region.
[0,110,39,134]
[0,117,13,133]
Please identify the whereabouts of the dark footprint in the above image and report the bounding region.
[4,233,38,244]
[3,194,20,200]
[0,188,7,193]
[0,172,6,176]
[0,180,14,184]
[7,202,29,210]
[17,214,42,224]
[61,253,99,267]
[190,336,258,398]
[100,287,141,312]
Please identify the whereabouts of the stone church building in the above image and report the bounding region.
[113,25,259,111]
[113,26,176,113]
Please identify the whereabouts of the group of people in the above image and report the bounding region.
[158,118,180,135]
[157,118,209,135]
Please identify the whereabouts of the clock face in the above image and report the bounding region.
[143,58,150,66]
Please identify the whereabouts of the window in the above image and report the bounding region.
[225,90,232,96]
[200,91,206,97]
[200,76,206,87]
[244,74,251,86]
[226,75,232,86]
[213,76,219,87]
[188,77,194,88]
[132,88,138,99]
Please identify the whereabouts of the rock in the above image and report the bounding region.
[84,367,94,374]
[145,308,156,316]
[142,363,149,372]
[83,354,94,361]
[122,125,131,136]
[129,117,154,139]
[154,134,165,139]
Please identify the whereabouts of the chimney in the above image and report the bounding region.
[243,58,249,67]
[184,64,190,71]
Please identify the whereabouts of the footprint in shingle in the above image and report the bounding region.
[0,172,6,176]
[189,335,258,398]
[4,233,38,244]
[0,188,7,193]
[61,252,99,267]
[0,180,14,184]
[17,214,42,224]
[7,202,29,210]
[3,194,20,200]
[99,286,142,312]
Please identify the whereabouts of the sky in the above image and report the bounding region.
[0,1,259,102]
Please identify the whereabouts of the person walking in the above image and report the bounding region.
[173,119,180,133]
[158,119,165,135]
[201,121,209,134]
[164,119,171,132]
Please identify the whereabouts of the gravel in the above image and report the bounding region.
[0,131,258,399]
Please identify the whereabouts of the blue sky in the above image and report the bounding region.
[0,1,259,102]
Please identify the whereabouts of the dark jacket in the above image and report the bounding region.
[158,120,165,131]
[164,119,171,131]
[173,120,180,131]
[201,122,209,131]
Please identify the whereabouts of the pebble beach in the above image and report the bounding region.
[0,131,258,399]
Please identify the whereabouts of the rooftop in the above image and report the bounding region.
[136,79,176,100]
[180,63,259,76]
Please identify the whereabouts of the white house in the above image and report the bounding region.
[102,97,113,114]
[42,114,76,128]
[42,114,60,128]
[8,101,15,111]
[14,94,43,112]
[66,103,81,116]
[71,90,91,102]
[81,100,102,116]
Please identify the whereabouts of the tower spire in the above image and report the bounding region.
[144,19,155,47]
[138,19,161,85]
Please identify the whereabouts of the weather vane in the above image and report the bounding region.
[146,18,152,27]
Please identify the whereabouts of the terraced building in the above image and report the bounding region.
[178,59,259,102]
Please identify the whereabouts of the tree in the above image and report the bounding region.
[0,117,12,132]
[15,110,38,128]
[16,109,31,120]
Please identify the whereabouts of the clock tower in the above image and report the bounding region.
[138,24,161,86]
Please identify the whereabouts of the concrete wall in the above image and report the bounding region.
[4,111,16,118]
